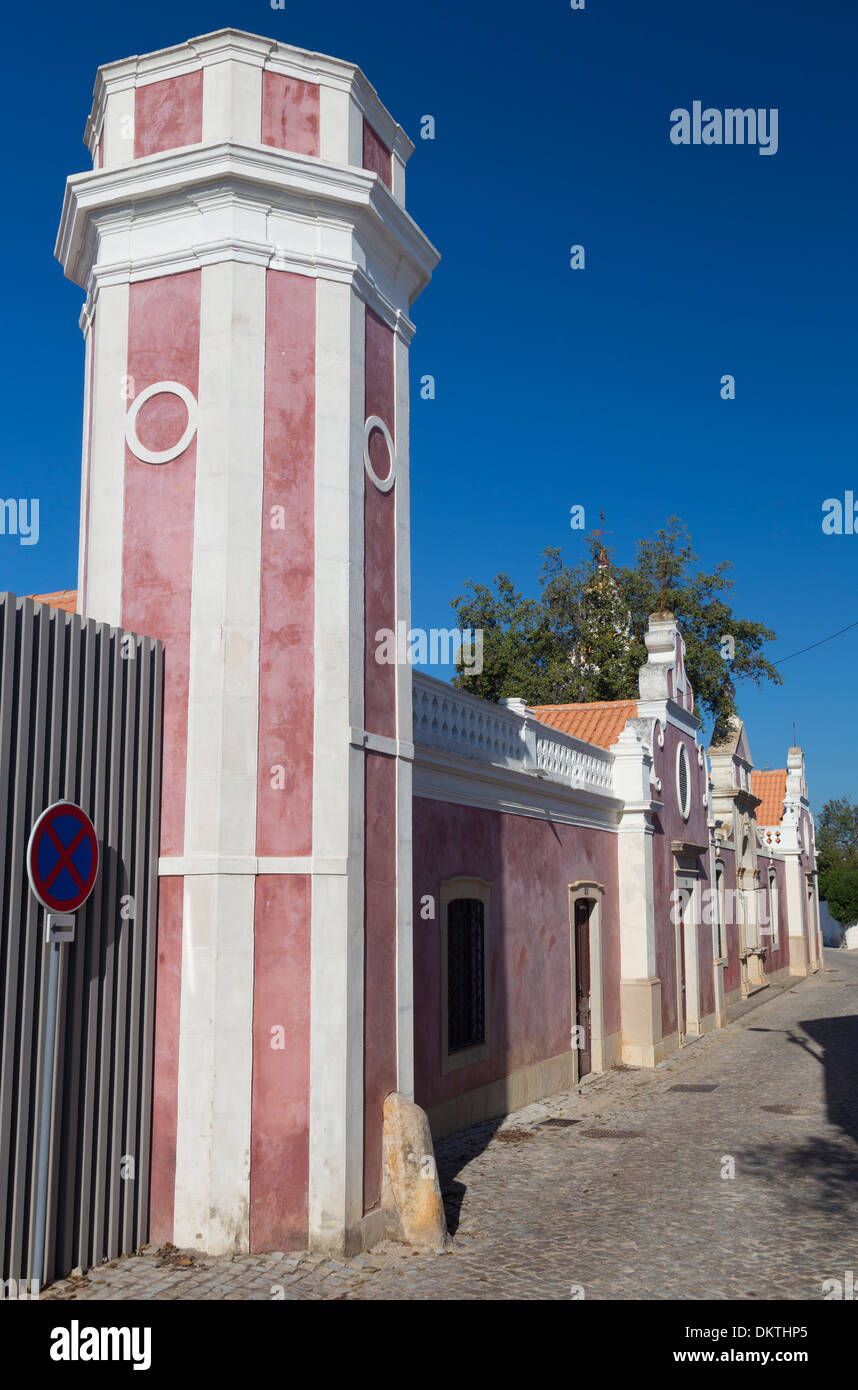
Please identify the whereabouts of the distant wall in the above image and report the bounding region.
[819,898,847,947]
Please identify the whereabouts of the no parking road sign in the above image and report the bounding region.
[26,800,99,913]
[26,799,99,1290]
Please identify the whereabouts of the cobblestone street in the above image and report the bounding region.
[42,949,858,1302]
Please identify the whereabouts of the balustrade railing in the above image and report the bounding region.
[412,672,615,798]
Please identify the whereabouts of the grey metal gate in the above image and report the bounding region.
[0,593,163,1286]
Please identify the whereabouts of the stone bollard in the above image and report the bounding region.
[382,1092,450,1251]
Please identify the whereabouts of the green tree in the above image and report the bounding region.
[448,574,574,707]
[815,796,858,874]
[452,518,781,737]
[817,865,858,926]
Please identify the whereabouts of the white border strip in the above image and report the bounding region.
[159,856,347,876]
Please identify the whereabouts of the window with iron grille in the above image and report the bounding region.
[769,870,779,949]
[447,897,486,1053]
[715,862,726,959]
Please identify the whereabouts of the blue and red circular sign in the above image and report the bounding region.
[26,801,99,913]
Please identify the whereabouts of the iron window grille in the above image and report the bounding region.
[769,871,779,948]
[447,897,486,1053]
[715,863,726,958]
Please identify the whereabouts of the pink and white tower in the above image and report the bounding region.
[56,29,438,1254]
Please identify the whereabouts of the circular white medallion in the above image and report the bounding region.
[126,381,198,465]
[363,415,396,493]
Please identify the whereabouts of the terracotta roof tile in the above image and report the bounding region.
[27,590,77,614]
[751,769,787,826]
[530,699,637,749]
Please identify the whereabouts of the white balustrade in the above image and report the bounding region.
[534,730,614,792]
[412,673,523,766]
[412,672,615,799]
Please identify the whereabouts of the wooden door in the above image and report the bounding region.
[677,890,688,1041]
[574,898,592,1077]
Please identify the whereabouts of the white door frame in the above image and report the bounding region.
[569,880,605,1077]
[674,871,701,1042]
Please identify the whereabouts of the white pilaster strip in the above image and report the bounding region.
[347,95,364,167]
[173,258,265,1254]
[785,855,807,942]
[103,82,134,167]
[613,729,658,981]
[392,155,406,205]
[617,812,657,980]
[202,56,263,144]
[77,325,94,599]
[319,85,351,164]
[810,878,822,965]
[308,278,366,1250]
[84,282,128,624]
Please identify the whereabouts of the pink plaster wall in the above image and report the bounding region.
[362,120,392,189]
[261,72,320,156]
[250,876,311,1250]
[363,751,398,1213]
[698,878,716,1020]
[149,877,183,1242]
[361,306,398,1213]
[123,272,199,1245]
[248,269,316,1250]
[363,309,396,739]
[412,798,620,1112]
[122,271,199,861]
[256,270,315,857]
[719,848,741,996]
[134,72,203,159]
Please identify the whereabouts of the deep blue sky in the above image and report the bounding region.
[1,0,856,812]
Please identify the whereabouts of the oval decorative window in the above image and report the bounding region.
[677,743,691,819]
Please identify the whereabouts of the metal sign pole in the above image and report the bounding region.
[25,801,97,1295]
[31,913,74,1292]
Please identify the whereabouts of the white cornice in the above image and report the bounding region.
[83,29,414,164]
[348,69,414,163]
[188,30,275,68]
[77,244,420,343]
[84,57,137,154]
[616,798,664,833]
[413,744,623,832]
[349,727,414,760]
[55,141,440,302]
[636,698,700,738]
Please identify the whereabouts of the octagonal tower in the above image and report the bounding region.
[56,28,438,1255]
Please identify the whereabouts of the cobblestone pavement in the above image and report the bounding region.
[42,949,858,1301]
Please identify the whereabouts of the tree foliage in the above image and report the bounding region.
[816,797,858,923]
[451,518,781,736]
[818,866,858,926]
[815,796,858,873]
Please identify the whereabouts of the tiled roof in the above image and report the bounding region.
[751,769,787,826]
[28,590,77,613]
[530,699,637,749]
